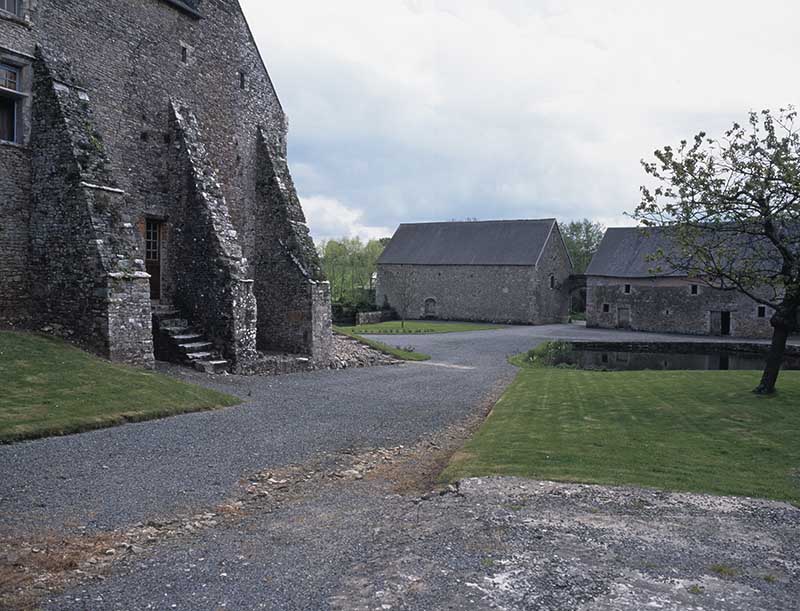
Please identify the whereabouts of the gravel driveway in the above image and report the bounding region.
[2,324,799,610]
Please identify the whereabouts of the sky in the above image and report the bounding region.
[241,0,800,243]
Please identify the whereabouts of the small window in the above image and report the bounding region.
[691,284,699,295]
[181,46,188,63]
[0,63,19,91]
[602,303,610,313]
[601,353,609,363]
[549,275,555,289]
[0,0,20,17]
[624,284,631,294]
[757,306,766,318]
[239,71,246,90]
[665,309,670,316]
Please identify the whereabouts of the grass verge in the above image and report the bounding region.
[338,320,503,335]
[443,355,800,504]
[334,327,431,361]
[0,331,240,443]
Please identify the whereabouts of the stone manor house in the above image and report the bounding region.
[585,227,775,338]
[0,0,332,372]
[376,219,573,324]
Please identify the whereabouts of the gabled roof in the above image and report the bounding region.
[586,227,684,278]
[378,219,558,266]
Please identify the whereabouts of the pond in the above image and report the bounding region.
[569,348,800,371]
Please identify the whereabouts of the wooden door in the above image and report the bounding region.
[617,307,630,329]
[145,219,162,301]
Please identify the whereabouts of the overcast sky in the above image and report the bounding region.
[241,0,800,242]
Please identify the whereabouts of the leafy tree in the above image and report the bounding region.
[560,219,605,274]
[318,237,389,306]
[635,107,800,394]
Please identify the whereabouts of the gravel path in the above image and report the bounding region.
[3,324,799,610]
[0,324,541,535]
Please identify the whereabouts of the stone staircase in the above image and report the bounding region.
[152,304,230,374]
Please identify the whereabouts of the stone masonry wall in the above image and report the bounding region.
[0,144,30,325]
[531,223,573,324]
[586,276,774,339]
[28,50,153,366]
[1,6,36,326]
[376,228,573,325]
[168,101,257,370]
[376,265,551,324]
[254,128,332,361]
[29,0,287,271]
[1,0,332,366]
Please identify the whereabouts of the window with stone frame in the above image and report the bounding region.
[0,63,19,143]
[0,0,20,16]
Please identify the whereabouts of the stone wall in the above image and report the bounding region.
[376,263,569,325]
[586,276,774,339]
[253,128,332,361]
[27,50,153,367]
[0,0,333,366]
[356,311,395,326]
[376,227,572,325]
[0,143,30,325]
[29,0,286,271]
[167,101,257,370]
[531,223,573,324]
[1,8,35,326]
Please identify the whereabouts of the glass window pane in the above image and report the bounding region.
[0,65,18,90]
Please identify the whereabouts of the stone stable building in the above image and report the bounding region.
[585,227,774,338]
[0,0,332,371]
[376,219,573,324]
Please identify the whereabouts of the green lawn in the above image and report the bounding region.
[339,320,504,335]
[443,358,800,504]
[334,327,431,361]
[0,332,240,443]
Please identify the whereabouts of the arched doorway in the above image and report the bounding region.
[424,297,437,318]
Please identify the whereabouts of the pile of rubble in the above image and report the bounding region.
[328,335,398,370]
[244,335,398,375]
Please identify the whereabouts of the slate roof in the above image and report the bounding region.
[585,227,684,278]
[377,219,557,266]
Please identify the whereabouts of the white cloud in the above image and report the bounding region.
[301,196,394,243]
[242,0,800,234]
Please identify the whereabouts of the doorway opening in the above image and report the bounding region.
[423,297,437,318]
[616,307,631,329]
[145,219,164,301]
[721,311,731,336]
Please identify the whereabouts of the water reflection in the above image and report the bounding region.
[573,349,800,371]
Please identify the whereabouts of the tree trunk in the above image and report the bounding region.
[753,305,796,395]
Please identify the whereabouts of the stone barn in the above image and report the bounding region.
[376,219,573,324]
[0,0,332,372]
[585,227,774,338]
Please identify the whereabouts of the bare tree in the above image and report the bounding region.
[384,267,417,330]
[635,107,800,394]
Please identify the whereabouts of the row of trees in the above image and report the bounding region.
[317,237,390,306]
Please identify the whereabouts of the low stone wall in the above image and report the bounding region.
[356,311,395,326]
[570,339,800,356]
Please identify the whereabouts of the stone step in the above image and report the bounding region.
[186,351,213,360]
[194,359,230,374]
[172,333,203,342]
[159,318,188,329]
[179,342,214,351]
[162,325,192,337]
